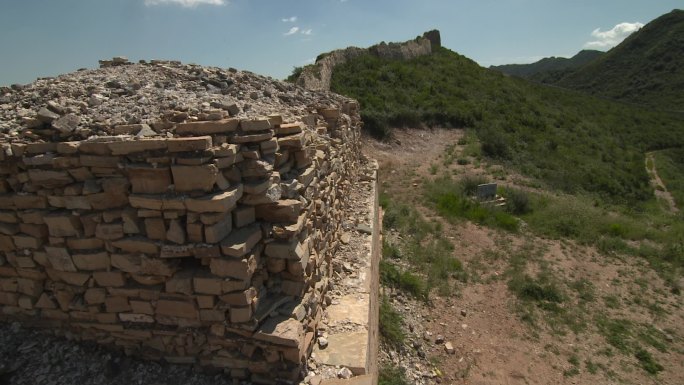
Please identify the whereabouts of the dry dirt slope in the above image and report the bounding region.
[365,129,683,385]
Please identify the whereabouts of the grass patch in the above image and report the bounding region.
[521,191,683,291]
[380,260,427,300]
[509,274,564,303]
[425,176,519,231]
[379,364,411,385]
[595,315,669,374]
[635,349,664,375]
[596,316,633,353]
[379,295,405,348]
[585,360,599,375]
[382,199,465,298]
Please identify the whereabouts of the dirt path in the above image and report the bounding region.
[646,152,679,213]
[367,129,684,385]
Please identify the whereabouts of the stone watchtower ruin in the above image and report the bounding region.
[0,58,380,384]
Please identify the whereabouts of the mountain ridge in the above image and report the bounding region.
[554,9,684,109]
[490,49,604,78]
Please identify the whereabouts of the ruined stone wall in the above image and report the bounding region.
[296,30,441,92]
[0,91,362,382]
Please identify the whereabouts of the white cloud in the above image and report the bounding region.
[583,22,644,49]
[144,0,225,7]
[282,16,297,23]
[284,27,300,36]
[301,28,312,36]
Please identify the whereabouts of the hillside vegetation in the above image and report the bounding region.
[554,9,684,110]
[330,47,684,204]
[490,49,604,78]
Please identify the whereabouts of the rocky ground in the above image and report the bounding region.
[0,57,350,144]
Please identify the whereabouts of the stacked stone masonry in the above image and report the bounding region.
[0,93,362,382]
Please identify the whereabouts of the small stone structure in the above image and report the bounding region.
[295,30,441,92]
[0,59,369,383]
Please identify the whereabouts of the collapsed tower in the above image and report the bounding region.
[0,58,364,382]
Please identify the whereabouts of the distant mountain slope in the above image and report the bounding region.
[556,9,684,109]
[329,46,684,204]
[490,50,604,78]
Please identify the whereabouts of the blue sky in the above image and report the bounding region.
[0,0,681,86]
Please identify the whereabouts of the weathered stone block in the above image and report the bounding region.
[93,271,126,287]
[108,139,166,155]
[119,313,155,323]
[204,215,232,243]
[254,316,303,347]
[230,306,253,323]
[88,192,129,210]
[128,165,171,194]
[156,299,198,319]
[219,287,256,306]
[166,219,186,245]
[13,235,42,249]
[200,309,226,322]
[210,254,257,281]
[239,118,272,132]
[171,164,218,192]
[16,278,43,297]
[72,251,110,271]
[275,122,304,136]
[166,136,212,152]
[185,185,243,213]
[144,218,166,241]
[130,300,154,315]
[277,133,305,149]
[166,271,193,295]
[105,296,131,313]
[46,269,90,286]
[264,239,306,261]
[176,119,239,135]
[112,237,159,255]
[129,195,163,210]
[84,288,106,304]
[220,224,261,258]
[95,223,124,240]
[80,155,119,168]
[232,206,255,228]
[255,200,302,223]
[27,170,73,188]
[193,275,223,295]
[65,238,104,250]
[44,246,77,272]
[43,213,82,237]
[13,195,48,209]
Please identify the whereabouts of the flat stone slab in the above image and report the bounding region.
[326,294,369,326]
[320,375,374,385]
[313,331,368,375]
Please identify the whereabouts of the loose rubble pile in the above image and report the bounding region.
[0,58,364,383]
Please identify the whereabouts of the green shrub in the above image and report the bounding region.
[379,295,405,348]
[503,188,531,215]
[285,66,303,83]
[380,260,427,299]
[382,239,401,259]
[635,348,664,374]
[362,111,392,140]
[460,175,489,196]
[379,364,410,385]
[509,275,564,303]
